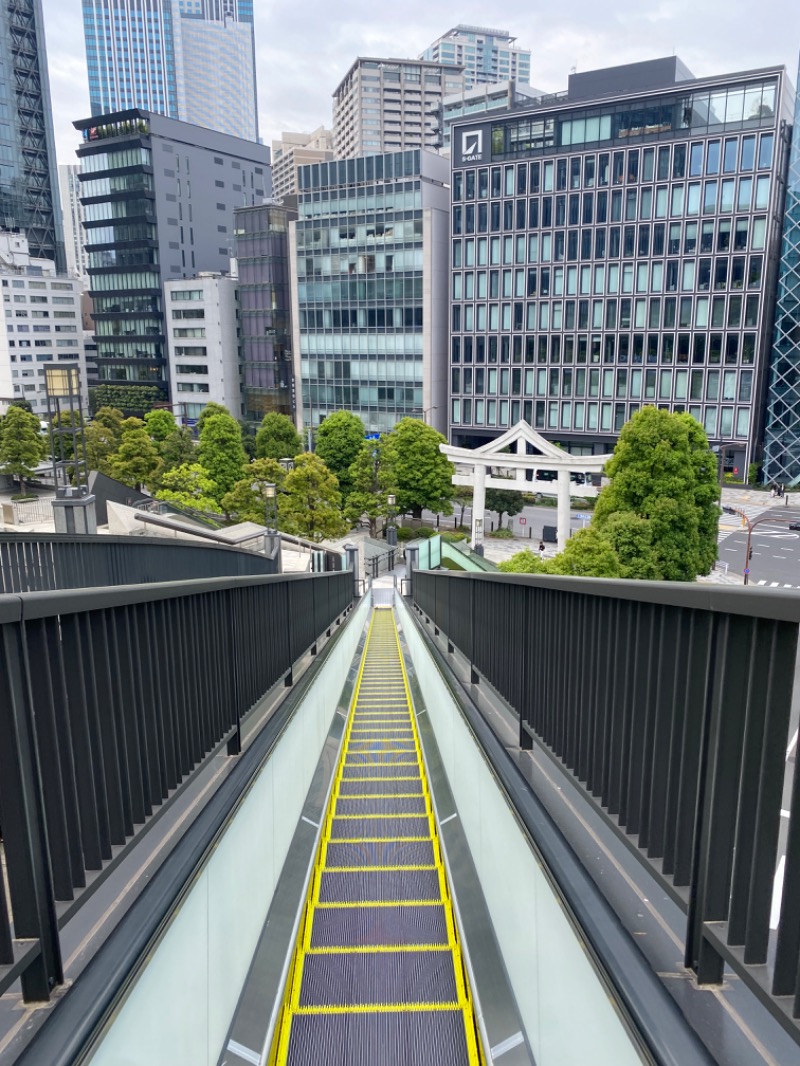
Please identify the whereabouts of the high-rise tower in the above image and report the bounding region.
[0,0,65,269]
[82,0,258,140]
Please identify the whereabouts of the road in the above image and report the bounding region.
[717,503,800,588]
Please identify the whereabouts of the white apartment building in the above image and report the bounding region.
[58,164,89,282]
[0,232,87,417]
[420,25,531,89]
[333,57,464,157]
[271,128,334,202]
[164,273,242,420]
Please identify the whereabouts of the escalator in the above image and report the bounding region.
[268,609,483,1065]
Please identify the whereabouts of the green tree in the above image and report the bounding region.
[220,458,286,522]
[159,426,196,473]
[380,418,455,519]
[345,441,388,537]
[593,406,719,581]
[498,550,549,574]
[485,487,524,529]
[9,397,34,414]
[155,463,221,512]
[600,512,660,581]
[0,406,43,494]
[279,453,348,542]
[196,402,231,434]
[549,527,623,578]
[144,408,177,442]
[314,411,365,498]
[255,412,302,461]
[198,411,247,504]
[109,427,162,490]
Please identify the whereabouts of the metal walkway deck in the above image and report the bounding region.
[269,608,483,1066]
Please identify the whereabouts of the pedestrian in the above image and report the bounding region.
[770,485,775,498]
[538,540,546,561]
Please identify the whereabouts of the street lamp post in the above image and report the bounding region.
[254,480,278,557]
[422,406,438,424]
[386,493,397,547]
[279,457,295,473]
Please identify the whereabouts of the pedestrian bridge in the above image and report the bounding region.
[1,538,799,1066]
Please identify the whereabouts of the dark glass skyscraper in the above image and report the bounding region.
[234,203,296,423]
[0,0,64,268]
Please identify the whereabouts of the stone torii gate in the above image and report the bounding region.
[440,422,607,552]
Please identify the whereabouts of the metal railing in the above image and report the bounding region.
[0,532,278,593]
[412,570,800,1047]
[0,570,353,1003]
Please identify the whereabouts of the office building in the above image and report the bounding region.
[762,61,800,484]
[448,57,792,476]
[234,202,296,423]
[420,25,531,90]
[0,0,64,270]
[0,231,86,417]
[74,108,270,399]
[333,58,464,158]
[291,150,450,434]
[164,272,241,419]
[59,165,90,282]
[271,128,334,202]
[440,80,543,150]
[82,0,258,140]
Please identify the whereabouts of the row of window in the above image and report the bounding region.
[451,397,751,440]
[298,277,424,304]
[453,177,771,236]
[296,218,424,249]
[2,280,75,291]
[452,365,752,402]
[297,250,423,276]
[453,293,761,335]
[451,221,768,271]
[452,258,765,316]
[451,331,760,367]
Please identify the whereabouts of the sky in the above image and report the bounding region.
[41,0,800,166]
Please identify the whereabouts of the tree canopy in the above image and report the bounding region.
[314,411,365,498]
[485,486,524,529]
[109,425,162,489]
[144,408,177,442]
[345,440,389,537]
[0,406,43,493]
[155,463,220,512]
[220,458,286,523]
[279,453,348,542]
[380,418,455,519]
[592,407,719,581]
[198,411,247,504]
[255,412,302,461]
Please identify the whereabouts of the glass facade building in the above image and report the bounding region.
[420,25,531,90]
[0,0,64,269]
[292,150,450,434]
[82,0,258,140]
[449,60,793,473]
[763,59,800,484]
[234,203,296,424]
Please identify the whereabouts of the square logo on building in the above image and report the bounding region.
[461,130,483,162]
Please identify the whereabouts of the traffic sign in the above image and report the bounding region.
[744,568,750,575]
[365,432,380,440]
[518,517,527,525]
[576,512,592,520]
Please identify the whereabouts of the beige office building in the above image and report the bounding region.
[271,128,334,201]
[333,57,464,158]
